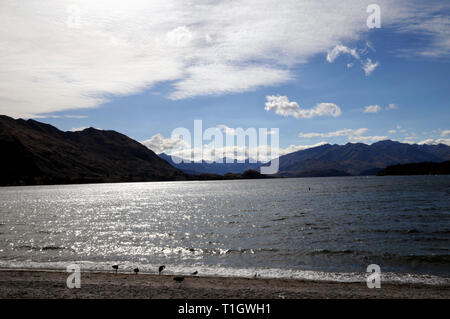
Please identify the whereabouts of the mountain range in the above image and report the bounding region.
[0,115,184,186]
[2,115,450,186]
[159,153,263,175]
[268,140,450,176]
[158,140,450,177]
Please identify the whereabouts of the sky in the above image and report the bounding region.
[1,0,449,160]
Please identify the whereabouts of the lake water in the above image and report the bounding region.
[0,176,449,284]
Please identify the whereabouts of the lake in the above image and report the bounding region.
[0,176,449,284]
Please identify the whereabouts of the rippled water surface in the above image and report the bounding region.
[0,176,449,283]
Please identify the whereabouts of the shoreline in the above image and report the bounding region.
[0,269,449,299]
[1,264,449,285]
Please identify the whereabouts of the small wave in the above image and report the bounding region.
[271,217,288,221]
[201,247,279,255]
[412,236,450,242]
[307,249,450,264]
[433,230,450,234]
[371,229,423,234]
[370,252,450,265]
[308,249,357,256]
[37,230,52,234]
[403,254,450,264]
[240,209,259,213]
[302,223,329,230]
[42,246,67,251]
[16,245,37,250]
[422,207,441,211]
[15,245,70,251]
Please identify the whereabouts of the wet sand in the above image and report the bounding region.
[0,269,449,299]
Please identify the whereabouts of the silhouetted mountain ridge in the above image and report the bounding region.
[3,115,449,184]
[159,153,264,175]
[0,115,184,185]
[270,140,450,176]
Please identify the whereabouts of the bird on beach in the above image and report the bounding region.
[191,271,198,276]
[159,265,165,275]
[173,276,184,283]
[133,268,139,275]
[112,265,119,273]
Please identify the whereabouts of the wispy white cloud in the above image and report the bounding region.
[299,128,368,138]
[170,64,291,100]
[1,1,447,118]
[216,125,237,136]
[387,103,399,110]
[418,138,450,145]
[326,44,379,76]
[349,135,389,143]
[142,131,328,162]
[395,2,450,57]
[299,128,387,143]
[264,129,277,136]
[399,128,450,146]
[141,133,189,154]
[70,126,101,131]
[33,114,88,119]
[326,45,360,63]
[70,126,89,132]
[364,105,382,113]
[363,103,399,113]
[441,130,450,137]
[265,95,341,119]
[362,58,379,76]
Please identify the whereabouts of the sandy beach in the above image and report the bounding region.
[0,269,448,299]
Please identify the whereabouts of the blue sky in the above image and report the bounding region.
[1,1,449,157]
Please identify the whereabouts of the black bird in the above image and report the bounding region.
[173,276,184,283]
[133,268,139,275]
[191,271,198,276]
[112,265,119,273]
[159,265,165,275]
